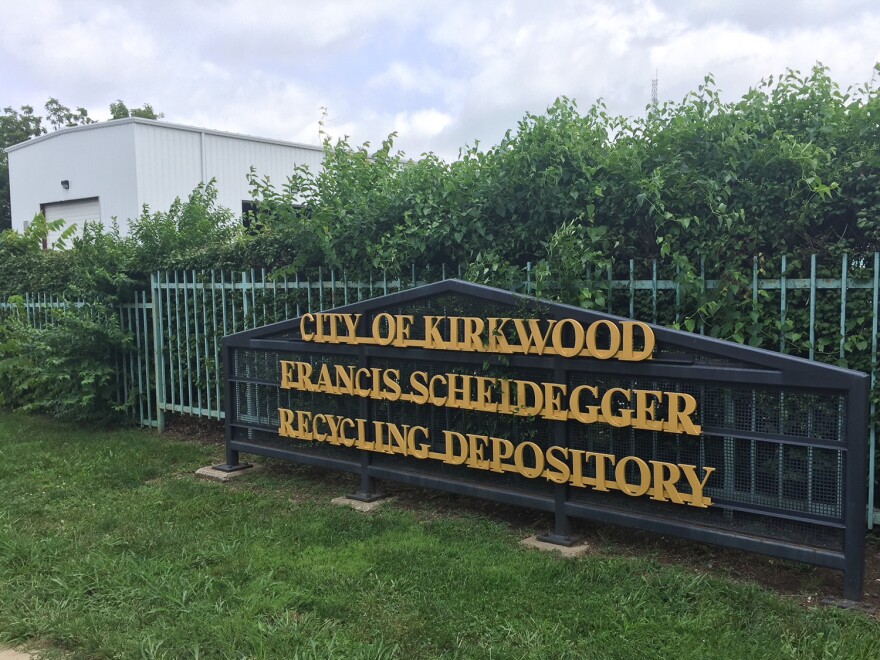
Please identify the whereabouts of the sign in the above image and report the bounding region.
[220,280,869,600]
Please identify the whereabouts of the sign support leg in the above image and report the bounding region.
[214,344,252,473]
[347,452,385,502]
[538,485,578,546]
[347,349,386,502]
[539,358,579,546]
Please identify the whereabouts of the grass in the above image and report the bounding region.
[0,413,879,659]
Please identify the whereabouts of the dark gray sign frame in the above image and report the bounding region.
[219,280,869,600]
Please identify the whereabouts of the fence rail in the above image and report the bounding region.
[3,255,880,526]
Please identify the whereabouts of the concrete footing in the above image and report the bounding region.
[0,649,35,659]
[820,596,876,614]
[195,464,262,482]
[331,495,395,513]
[521,535,590,557]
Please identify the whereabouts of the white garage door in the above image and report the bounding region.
[42,197,101,247]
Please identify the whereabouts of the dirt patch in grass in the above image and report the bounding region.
[162,414,224,445]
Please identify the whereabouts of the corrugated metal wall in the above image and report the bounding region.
[134,122,324,219]
[133,123,203,215]
[8,119,324,235]
[203,131,324,209]
[7,122,139,234]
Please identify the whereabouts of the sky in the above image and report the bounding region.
[2,0,879,160]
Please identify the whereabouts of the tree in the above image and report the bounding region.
[0,105,45,230]
[109,100,163,120]
[44,97,94,131]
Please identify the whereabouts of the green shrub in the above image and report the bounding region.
[0,302,131,422]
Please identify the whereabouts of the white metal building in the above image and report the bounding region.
[5,118,324,245]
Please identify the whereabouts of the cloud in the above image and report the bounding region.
[368,62,453,98]
[391,109,453,147]
[174,74,327,146]
[2,0,879,164]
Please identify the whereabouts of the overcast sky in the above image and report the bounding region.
[2,1,879,160]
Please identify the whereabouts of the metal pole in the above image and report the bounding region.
[150,273,166,432]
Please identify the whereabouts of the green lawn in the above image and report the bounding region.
[0,414,878,659]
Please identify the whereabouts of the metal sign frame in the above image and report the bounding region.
[220,280,869,600]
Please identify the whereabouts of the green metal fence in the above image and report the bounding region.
[3,255,880,525]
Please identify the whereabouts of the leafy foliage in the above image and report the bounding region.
[127,180,238,272]
[0,105,45,230]
[43,97,95,131]
[109,99,163,120]
[0,302,131,422]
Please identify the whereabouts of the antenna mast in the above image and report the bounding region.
[651,69,659,106]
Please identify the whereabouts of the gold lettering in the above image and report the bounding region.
[407,426,431,459]
[354,368,372,397]
[616,456,651,497]
[442,431,468,465]
[487,317,512,353]
[551,318,585,358]
[300,314,659,361]
[463,317,486,352]
[473,376,498,413]
[424,316,446,349]
[514,379,543,416]
[541,382,568,421]
[342,314,362,342]
[601,388,633,428]
[634,390,664,431]
[447,374,470,409]
[544,446,571,484]
[663,392,702,435]
[513,441,544,479]
[316,364,334,393]
[300,313,315,341]
[650,460,684,504]
[313,414,328,442]
[355,422,375,451]
[296,361,315,392]
[618,321,655,361]
[679,464,716,508]
[513,319,555,355]
[429,375,447,406]
[334,365,355,395]
[586,319,621,360]
[278,408,295,437]
[386,422,409,455]
[382,369,402,401]
[295,410,313,440]
[587,452,616,491]
[275,407,714,509]
[569,449,586,486]
[410,371,429,404]
[489,437,514,473]
[467,434,491,470]
[339,418,356,447]
[393,315,414,347]
[371,313,396,346]
[569,385,599,423]
[280,361,296,389]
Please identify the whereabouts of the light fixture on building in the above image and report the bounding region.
[61,180,70,190]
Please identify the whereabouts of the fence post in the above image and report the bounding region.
[871,252,879,528]
[151,272,166,433]
[242,271,250,328]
